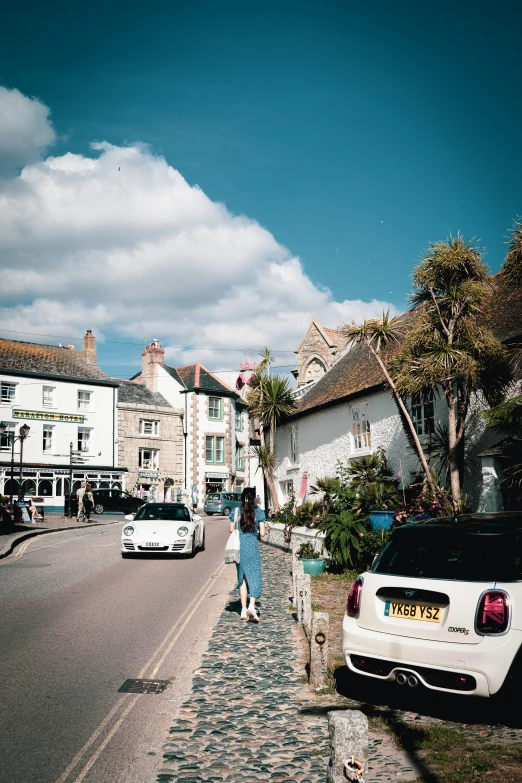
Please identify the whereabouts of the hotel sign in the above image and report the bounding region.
[13,409,85,423]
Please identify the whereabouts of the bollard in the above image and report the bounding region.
[292,554,304,604]
[310,611,329,688]
[296,572,311,628]
[326,710,368,783]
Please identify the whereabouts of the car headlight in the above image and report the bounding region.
[123,525,135,536]
[177,526,189,537]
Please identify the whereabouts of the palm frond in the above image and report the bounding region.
[503,217,522,286]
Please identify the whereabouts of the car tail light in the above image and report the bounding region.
[475,590,510,635]
[347,576,364,618]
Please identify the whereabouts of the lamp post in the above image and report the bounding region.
[0,422,31,509]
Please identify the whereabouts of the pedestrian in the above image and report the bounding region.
[76,482,86,521]
[229,486,266,623]
[27,498,43,522]
[83,483,94,522]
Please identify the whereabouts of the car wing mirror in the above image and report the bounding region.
[193,514,202,521]
[124,513,135,521]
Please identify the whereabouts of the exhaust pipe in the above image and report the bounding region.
[396,673,407,686]
[407,675,419,688]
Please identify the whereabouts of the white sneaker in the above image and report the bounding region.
[247,606,259,623]
[240,608,248,621]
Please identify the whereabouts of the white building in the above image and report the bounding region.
[0,332,122,511]
[133,341,251,508]
[275,275,522,512]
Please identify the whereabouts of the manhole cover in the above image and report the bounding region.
[118,679,169,694]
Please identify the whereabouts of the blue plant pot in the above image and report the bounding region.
[369,510,395,530]
[302,558,326,576]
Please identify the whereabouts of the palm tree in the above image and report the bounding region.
[392,235,508,510]
[260,375,296,455]
[340,310,437,492]
[502,216,522,286]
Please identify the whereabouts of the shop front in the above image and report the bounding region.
[205,470,229,497]
[134,471,184,503]
[0,464,127,512]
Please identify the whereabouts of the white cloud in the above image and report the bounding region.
[0,88,397,373]
[0,86,56,174]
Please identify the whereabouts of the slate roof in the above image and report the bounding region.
[116,379,172,407]
[0,338,115,384]
[173,363,239,397]
[162,365,185,387]
[322,327,349,347]
[292,276,522,420]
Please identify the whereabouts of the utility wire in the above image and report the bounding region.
[0,329,297,353]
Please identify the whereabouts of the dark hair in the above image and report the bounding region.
[240,487,256,533]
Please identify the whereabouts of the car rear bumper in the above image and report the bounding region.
[342,614,522,696]
[121,538,192,554]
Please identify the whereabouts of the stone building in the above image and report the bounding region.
[132,340,250,508]
[116,380,184,501]
[292,319,349,393]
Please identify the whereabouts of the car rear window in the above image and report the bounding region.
[372,529,522,582]
[206,494,220,502]
[134,504,190,521]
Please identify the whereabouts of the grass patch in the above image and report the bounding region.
[385,723,522,783]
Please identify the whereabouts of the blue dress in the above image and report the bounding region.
[229,507,266,599]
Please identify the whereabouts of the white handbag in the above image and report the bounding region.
[224,508,241,564]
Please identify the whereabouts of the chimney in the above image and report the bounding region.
[141,339,164,392]
[81,329,97,366]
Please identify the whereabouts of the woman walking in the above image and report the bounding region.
[83,483,94,522]
[229,487,266,622]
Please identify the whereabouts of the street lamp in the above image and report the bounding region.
[0,422,31,509]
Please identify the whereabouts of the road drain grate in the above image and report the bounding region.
[118,679,169,694]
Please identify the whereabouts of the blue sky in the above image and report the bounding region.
[1,0,521,378]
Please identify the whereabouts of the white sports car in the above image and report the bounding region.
[121,502,205,558]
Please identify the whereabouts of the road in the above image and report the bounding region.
[0,514,234,783]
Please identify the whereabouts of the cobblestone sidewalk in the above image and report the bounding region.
[157,545,425,783]
[157,544,330,783]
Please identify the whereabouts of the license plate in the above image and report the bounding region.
[384,601,441,623]
[145,542,161,547]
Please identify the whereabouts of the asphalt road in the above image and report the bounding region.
[0,514,234,783]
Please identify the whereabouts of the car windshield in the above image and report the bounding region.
[372,528,522,582]
[134,504,190,522]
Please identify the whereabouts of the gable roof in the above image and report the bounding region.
[173,363,238,396]
[0,338,116,385]
[296,319,347,354]
[291,275,522,420]
[116,379,172,407]
[162,364,185,387]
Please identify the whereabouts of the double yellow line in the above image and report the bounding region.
[55,560,228,783]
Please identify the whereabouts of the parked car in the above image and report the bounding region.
[121,502,205,557]
[204,491,242,516]
[65,489,145,516]
[342,512,522,698]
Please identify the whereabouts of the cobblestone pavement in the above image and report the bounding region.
[157,545,423,783]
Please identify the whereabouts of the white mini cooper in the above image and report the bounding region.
[121,502,205,558]
[343,512,522,698]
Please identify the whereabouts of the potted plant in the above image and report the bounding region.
[297,540,326,575]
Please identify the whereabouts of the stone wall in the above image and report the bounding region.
[263,522,326,556]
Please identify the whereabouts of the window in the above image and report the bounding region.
[208,397,222,420]
[0,422,14,451]
[290,426,298,463]
[206,436,224,463]
[352,404,371,450]
[43,425,53,453]
[1,382,16,403]
[77,390,92,410]
[281,480,294,500]
[42,386,55,407]
[235,410,243,431]
[139,448,159,469]
[78,428,91,453]
[139,419,159,436]
[411,390,434,437]
[236,444,244,470]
